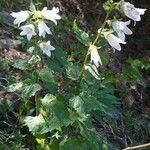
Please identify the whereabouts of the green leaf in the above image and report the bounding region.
[60,137,89,150]
[11,59,30,70]
[69,96,85,116]
[0,98,13,113]
[25,114,46,135]
[79,117,100,149]
[22,83,42,99]
[85,64,101,80]
[7,82,23,92]
[0,61,9,71]
[30,0,36,11]
[121,66,142,80]
[103,0,114,12]
[28,55,41,65]
[73,20,90,46]
[49,138,60,150]
[47,47,67,72]
[39,68,57,92]
[41,94,57,109]
[66,63,80,80]
[100,51,110,65]
[40,94,74,132]
[70,92,106,117]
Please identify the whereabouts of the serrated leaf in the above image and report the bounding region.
[46,100,73,131]
[69,96,85,116]
[39,68,57,92]
[12,59,30,70]
[25,114,46,135]
[66,63,80,80]
[7,82,23,92]
[40,94,74,132]
[41,94,57,108]
[73,20,90,46]
[22,83,42,99]
[70,92,106,117]
[79,117,100,150]
[121,66,142,80]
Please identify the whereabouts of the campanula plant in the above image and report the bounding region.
[8,0,146,149]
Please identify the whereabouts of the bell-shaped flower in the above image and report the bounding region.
[39,41,55,57]
[20,24,36,41]
[11,11,30,26]
[41,7,61,25]
[121,2,146,22]
[104,33,126,51]
[112,20,132,41]
[38,20,52,38]
[89,44,102,68]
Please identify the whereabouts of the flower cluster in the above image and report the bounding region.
[90,0,146,68]
[11,6,61,57]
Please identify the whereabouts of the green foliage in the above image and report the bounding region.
[11,59,30,70]
[69,92,105,117]
[0,98,13,113]
[39,67,57,92]
[22,83,42,99]
[0,130,25,150]
[121,58,150,81]
[1,1,148,149]
[66,63,81,80]
[25,114,46,135]
[60,137,89,150]
[79,117,100,149]
[7,80,42,100]
[103,0,114,12]
[25,94,75,135]
[7,82,23,92]
[73,20,90,46]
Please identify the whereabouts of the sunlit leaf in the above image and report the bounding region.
[66,63,80,80]
[73,20,90,46]
[7,82,23,92]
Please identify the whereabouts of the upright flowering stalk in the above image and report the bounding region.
[77,0,146,82]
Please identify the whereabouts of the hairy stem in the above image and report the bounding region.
[77,9,112,84]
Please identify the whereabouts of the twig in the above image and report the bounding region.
[123,143,150,150]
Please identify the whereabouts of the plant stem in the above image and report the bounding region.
[34,37,39,115]
[77,9,112,84]
[93,10,111,45]
[123,143,150,150]
[77,50,90,83]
